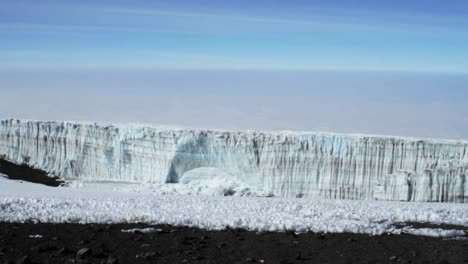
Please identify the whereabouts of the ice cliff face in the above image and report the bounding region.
[1,119,467,203]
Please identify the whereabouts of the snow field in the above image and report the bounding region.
[0,176,466,238]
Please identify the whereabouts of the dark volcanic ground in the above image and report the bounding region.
[0,158,467,264]
[0,222,467,264]
[0,158,63,187]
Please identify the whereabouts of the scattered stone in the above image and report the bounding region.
[289,231,299,238]
[78,239,90,245]
[105,256,118,264]
[76,248,91,259]
[54,247,74,256]
[15,256,30,264]
[136,252,158,260]
[140,244,152,248]
[296,252,303,260]
[0,222,466,264]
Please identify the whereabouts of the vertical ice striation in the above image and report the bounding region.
[0,119,467,203]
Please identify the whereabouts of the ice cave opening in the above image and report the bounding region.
[179,167,235,184]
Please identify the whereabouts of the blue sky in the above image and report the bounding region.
[2,0,468,71]
[1,1,468,138]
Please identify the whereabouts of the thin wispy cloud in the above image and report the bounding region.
[2,2,467,36]
[105,6,468,35]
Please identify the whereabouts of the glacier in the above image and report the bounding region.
[0,119,467,203]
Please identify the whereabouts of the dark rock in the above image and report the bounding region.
[78,239,90,245]
[315,233,326,240]
[182,239,193,245]
[133,236,144,242]
[105,256,118,264]
[15,256,30,264]
[1,222,467,264]
[289,231,298,238]
[296,252,303,260]
[217,243,227,248]
[37,243,58,253]
[139,244,151,248]
[54,247,74,256]
[136,252,158,260]
[92,248,107,258]
[97,243,109,251]
[0,158,63,186]
[76,248,91,259]
[437,261,450,264]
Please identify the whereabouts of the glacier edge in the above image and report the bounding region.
[0,119,467,203]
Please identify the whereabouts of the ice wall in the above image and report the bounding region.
[0,119,467,203]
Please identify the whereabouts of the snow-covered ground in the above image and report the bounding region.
[1,174,467,238]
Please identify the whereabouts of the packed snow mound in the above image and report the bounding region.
[1,119,467,202]
[0,177,467,237]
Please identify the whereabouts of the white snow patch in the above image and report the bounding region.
[121,228,162,234]
[29,234,43,239]
[401,227,465,238]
